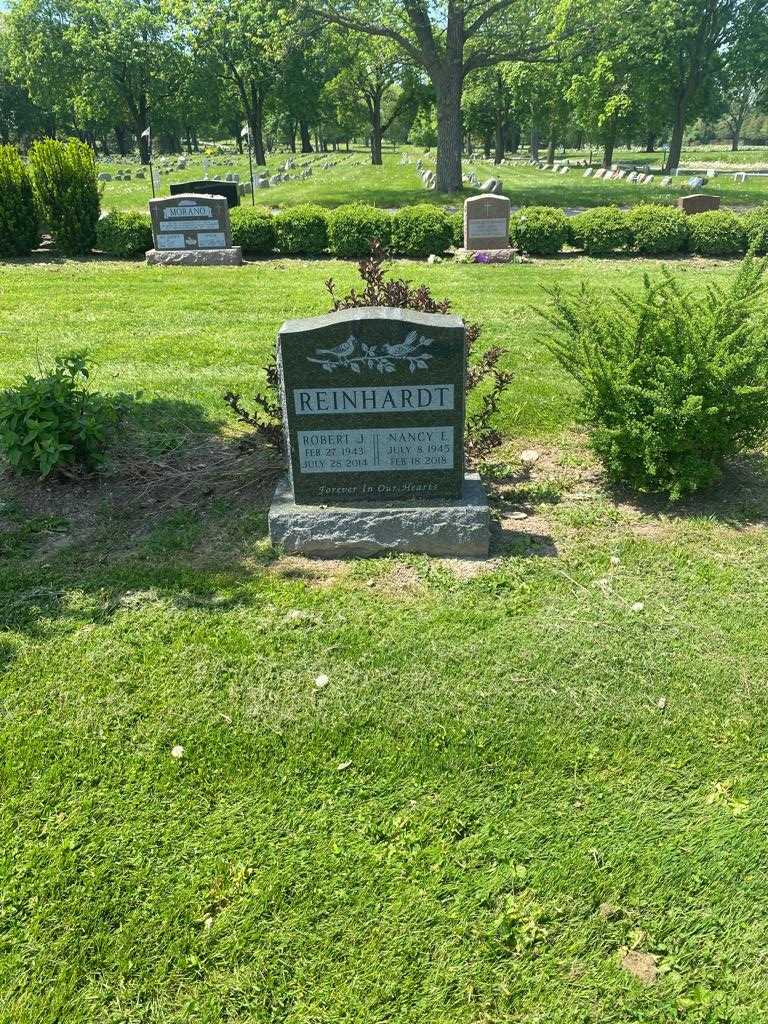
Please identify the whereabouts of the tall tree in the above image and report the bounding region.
[719,1,768,150]
[649,0,740,171]
[177,0,288,165]
[330,37,414,163]
[311,0,582,192]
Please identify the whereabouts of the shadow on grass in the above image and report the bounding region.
[606,452,768,527]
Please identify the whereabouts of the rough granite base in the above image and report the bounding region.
[269,473,490,557]
[145,246,242,266]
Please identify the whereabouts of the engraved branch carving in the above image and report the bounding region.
[307,331,433,375]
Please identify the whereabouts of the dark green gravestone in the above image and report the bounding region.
[277,307,466,505]
[170,179,240,207]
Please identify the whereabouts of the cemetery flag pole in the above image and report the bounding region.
[141,127,155,197]
[242,124,255,205]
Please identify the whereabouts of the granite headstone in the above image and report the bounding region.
[146,193,242,265]
[277,307,466,505]
[170,179,240,207]
[463,193,511,250]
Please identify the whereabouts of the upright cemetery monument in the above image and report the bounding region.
[463,193,511,250]
[268,307,490,557]
[169,179,240,208]
[146,193,242,266]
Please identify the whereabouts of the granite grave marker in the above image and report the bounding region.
[146,193,242,265]
[269,307,490,556]
[463,193,511,250]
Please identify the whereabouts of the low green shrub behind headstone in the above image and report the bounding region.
[391,205,453,257]
[0,144,40,257]
[327,204,392,257]
[28,138,100,256]
[687,210,746,256]
[569,206,630,256]
[742,207,768,255]
[625,204,689,255]
[230,206,277,257]
[274,204,328,256]
[96,210,152,257]
[509,206,569,255]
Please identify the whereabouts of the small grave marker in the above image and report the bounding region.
[463,193,511,250]
[678,193,721,214]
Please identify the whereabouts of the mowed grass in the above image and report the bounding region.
[2,257,768,1023]
[99,149,768,215]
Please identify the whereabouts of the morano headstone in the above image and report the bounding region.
[268,306,490,557]
[146,193,242,266]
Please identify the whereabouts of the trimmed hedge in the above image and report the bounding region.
[391,204,453,257]
[570,206,630,255]
[450,211,464,248]
[230,206,276,256]
[29,138,100,256]
[96,211,152,257]
[0,145,40,257]
[743,207,768,255]
[626,204,688,255]
[510,206,569,255]
[327,203,391,257]
[274,204,328,256]
[687,210,746,257]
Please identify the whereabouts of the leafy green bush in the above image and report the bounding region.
[0,145,40,257]
[96,210,152,257]
[28,138,100,256]
[687,210,746,256]
[274,204,328,255]
[543,256,768,499]
[742,207,768,255]
[0,352,127,478]
[509,206,568,255]
[327,204,392,257]
[391,204,453,257]
[450,211,464,248]
[626,204,689,255]
[570,206,630,255]
[230,206,276,256]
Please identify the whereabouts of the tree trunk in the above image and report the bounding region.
[731,129,740,151]
[530,123,540,161]
[370,91,383,164]
[483,134,491,158]
[434,70,463,193]
[494,109,504,164]
[185,127,193,154]
[509,123,520,154]
[644,132,656,152]
[601,117,617,169]
[115,125,127,157]
[666,94,686,171]
[299,121,313,153]
[101,134,110,156]
[547,127,557,165]
[248,81,267,165]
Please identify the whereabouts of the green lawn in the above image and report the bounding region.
[99,149,768,215]
[2,256,768,1023]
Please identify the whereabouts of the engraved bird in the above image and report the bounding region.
[314,336,356,358]
[382,331,423,357]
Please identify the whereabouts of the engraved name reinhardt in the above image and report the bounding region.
[293,384,454,415]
